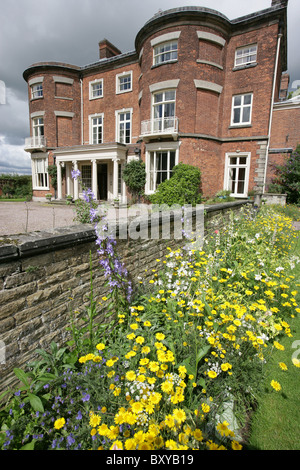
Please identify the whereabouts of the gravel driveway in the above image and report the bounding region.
[0,201,81,236]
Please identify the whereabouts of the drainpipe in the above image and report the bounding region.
[263,32,282,194]
[80,78,83,145]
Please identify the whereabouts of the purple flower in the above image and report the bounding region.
[71,169,81,180]
[82,393,90,403]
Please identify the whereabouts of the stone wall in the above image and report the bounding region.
[0,201,251,394]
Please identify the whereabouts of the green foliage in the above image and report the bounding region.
[122,160,146,201]
[149,163,202,206]
[272,145,300,204]
[0,174,32,199]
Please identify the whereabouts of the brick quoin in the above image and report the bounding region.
[23,2,297,201]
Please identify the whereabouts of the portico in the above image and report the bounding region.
[54,143,128,203]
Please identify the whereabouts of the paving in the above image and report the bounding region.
[0,201,80,236]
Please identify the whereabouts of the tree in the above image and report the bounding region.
[122,160,146,203]
[271,145,300,204]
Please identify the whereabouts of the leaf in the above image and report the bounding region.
[13,368,30,388]
[196,345,211,365]
[28,392,44,413]
[20,441,35,450]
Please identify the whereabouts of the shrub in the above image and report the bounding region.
[122,160,146,203]
[149,163,202,206]
[271,145,300,204]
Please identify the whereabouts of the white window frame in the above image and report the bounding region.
[115,108,132,144]
[152,89,176,133]
[153,40,178,66]
[231,93,253,126]
[89,113,104,144]
[80,164,92,190]
[31,83,43,99]
[116,71,132,94]
[224,152,251,198]
[32,156,49,190]
[235,44,257,68]
[89,79,103,100]
[145,143,179,194]
[32,116,45,146]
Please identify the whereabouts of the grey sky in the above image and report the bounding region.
[0,0,299,174]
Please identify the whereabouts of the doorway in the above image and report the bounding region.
[97,163,108,200]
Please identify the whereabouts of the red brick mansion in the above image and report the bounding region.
[23,0,298,203]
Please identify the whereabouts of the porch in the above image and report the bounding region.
[53,143,129,204]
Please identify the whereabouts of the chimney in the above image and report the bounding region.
[271,0,288,7]
[99,39,121,60]
[279,73,290,101]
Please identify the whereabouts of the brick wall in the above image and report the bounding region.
[0,201,250,394]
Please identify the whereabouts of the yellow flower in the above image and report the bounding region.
[136,336,145,345]
[273,341,285,351]
[201,403,210,413]
[270,380,282,392]
[232,440,243,450]
[144,321,151,327]
[130,323,139,330]
[96,343,105,351]
[125,370,136,381]
[216,421,232,437]
[279,362,288,371]
[173,408,186,424]
[131,402,144,414]
[89,413,101,427]
[155,332,165,341]
[193,428,203,441]
[54,417,65,430]
[207,370,217,379]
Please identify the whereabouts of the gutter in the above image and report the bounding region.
[263,32,282,194]
[80,79,83,145]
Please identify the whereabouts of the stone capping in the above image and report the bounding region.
[0,201,251,263]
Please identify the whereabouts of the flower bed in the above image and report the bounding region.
[0,204,299,451]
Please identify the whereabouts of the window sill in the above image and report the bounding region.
[30,96,44,102]
[151,60,178,69]
[228,124,252,129]
[232,63,257,72]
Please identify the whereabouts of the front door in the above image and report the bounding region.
[97,163,108,200]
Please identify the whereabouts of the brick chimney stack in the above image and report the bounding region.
[99,39,121,60]
[271,0,288,7]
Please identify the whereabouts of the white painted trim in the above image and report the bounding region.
[54,111,75,118]
[149,79,180,93]
[116,70,133,94]
[89,113,104,144]
[89,78,104,100]
[115,107,133,144]
[30,111,45,118]
[53,76,74,85]
[145,142,180,195]
[28,77,44,86]
[223,152,251,198]
[150,31,181,47]
[197,31,225,47]
[194,79,223,94]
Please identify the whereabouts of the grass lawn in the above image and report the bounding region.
[246,233,300,450]
[0,198,29,202]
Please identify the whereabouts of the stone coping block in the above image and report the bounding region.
[0,201,251,263]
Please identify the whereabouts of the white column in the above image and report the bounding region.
[57,161,62,199]
[113,158,119,199]
[66,164,72,196]
[91,159,98,200]
[73,160,79,200]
